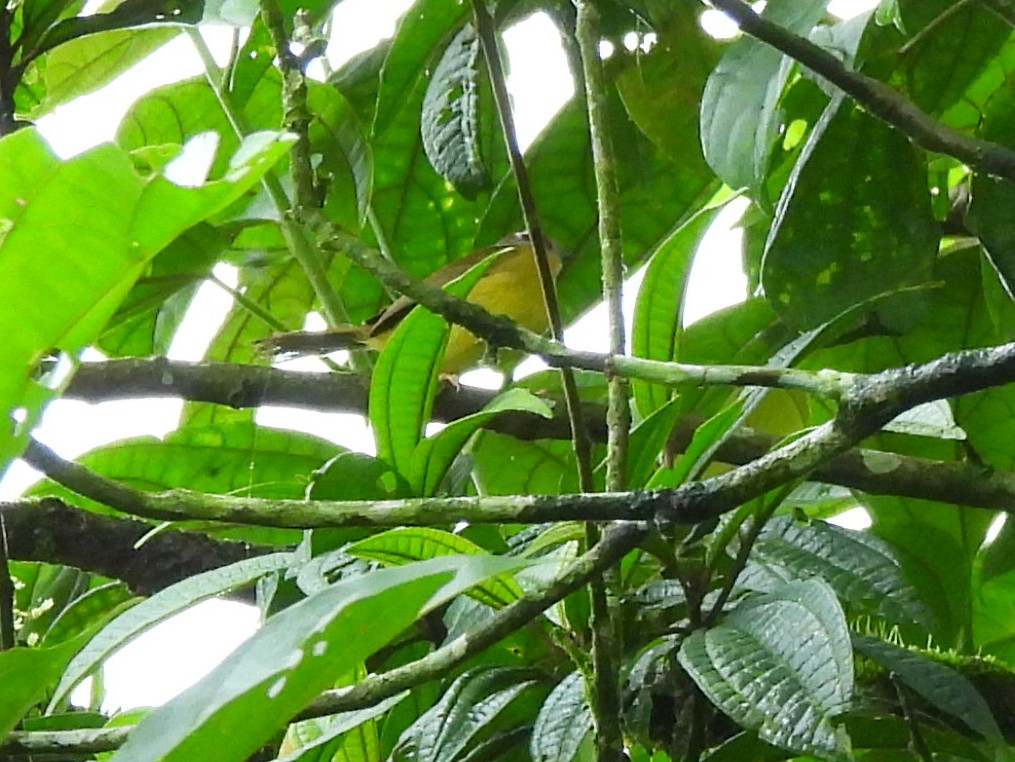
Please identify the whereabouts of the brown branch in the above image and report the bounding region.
[60,358,1015,512]
[709,0,1015,181]
[25,341,1015,529]
[0,499,268,596]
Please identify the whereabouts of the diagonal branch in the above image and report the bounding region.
[708,0,1015,181]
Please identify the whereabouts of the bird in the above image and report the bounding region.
[259,232,564,376]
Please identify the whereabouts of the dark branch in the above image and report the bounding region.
[1,499,268,596]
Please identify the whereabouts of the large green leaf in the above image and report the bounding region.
[863,495,992,648]
[746,515,934,629]
[35,26,178,114]
[616,0,717,171]
[0,128,292,478]
[409,388,552,497]
[393,666,540,762]
[50,553,294,709]
[108,555,526,762]
[852,634,1004,747]
[420,23,492,198]
[678,579,853,761]
[347,527,525,609]
[699,0,827,194]
[898,0,1011,117]
[530,671,591,762]
[761,97,939,330]
[630,203,725,418]
[369,255,496,479]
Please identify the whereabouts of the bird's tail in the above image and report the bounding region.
[256,325,371,357]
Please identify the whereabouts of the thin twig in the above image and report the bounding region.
[709,0,1015,181]
[469,0,595,493]
[891,673,934,762]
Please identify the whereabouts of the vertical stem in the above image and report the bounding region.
[469,0,595,493]
[187,27,356,339]
[0,6,16,658]
[0,511,14,650]
[574,3,628,759]
[0,2,15,135]
[260,0,318,210]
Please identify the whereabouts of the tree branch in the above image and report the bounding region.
[708,0,1015,182]
[25,341,1015,529]
[60,358,1015,513]
[0,499,267,596]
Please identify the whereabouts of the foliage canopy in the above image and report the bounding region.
[5,1,1015,761]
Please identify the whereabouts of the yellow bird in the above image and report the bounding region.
[261,232,564,376]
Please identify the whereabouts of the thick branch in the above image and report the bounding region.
[60,358,1015,512]
[709,0,1015,181]
[25,340,1015,528]
[0,499,267,596]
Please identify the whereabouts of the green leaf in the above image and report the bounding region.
[0,128,292,478]
[108,555,526,762]
[852,634,1004,746]
[50,553,294,709]
[678,579,853,761]
[616,2,717,169]
[28,421,339,507]
[899,0,1010,117]
[761,98,939,330]
[967,86,1015,305]
[700,0,827,193]
[28,0,198,61]
[421,23,490,198]
[394,666,539,762]
[410,388,553,497]
[43,581,135,646]
[369,254,497,480]
[622,396,683,490]
[0,637,90,740]
[530,671,591,762]
[472,431,579,496]
[276,692,407,762]
[35,26,178,113]
[373,0,468,137]
[631,202,726,418]
[747,515,934,629]
[347,527,525,609]
[99,223,225,357]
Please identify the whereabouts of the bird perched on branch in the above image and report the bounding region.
[259,232,564,376]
